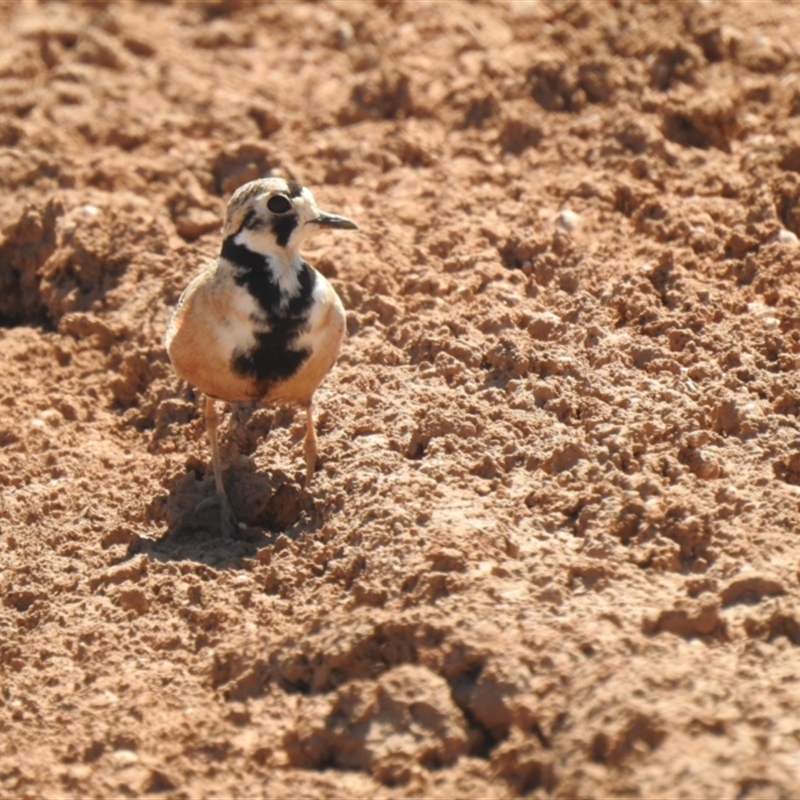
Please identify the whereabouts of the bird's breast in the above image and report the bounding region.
[167,256,344,406]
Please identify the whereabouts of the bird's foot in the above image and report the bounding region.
[195,494,240,538]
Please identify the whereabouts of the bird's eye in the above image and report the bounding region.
[267,195,292,214]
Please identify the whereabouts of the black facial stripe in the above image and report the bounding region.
[286,180,304,198]
[271,213,298,247]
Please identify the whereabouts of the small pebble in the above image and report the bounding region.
[335,21,354,48]
[770,228,797,244]
[111,749,139,766]
[554,209,580,233]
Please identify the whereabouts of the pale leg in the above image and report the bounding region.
[205,395,237,537]
[303,401,317,488]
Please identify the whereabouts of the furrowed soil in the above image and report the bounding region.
[2,1,800,798]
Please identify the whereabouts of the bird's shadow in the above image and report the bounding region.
[133,461,323,569]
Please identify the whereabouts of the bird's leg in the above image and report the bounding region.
[303,401,318,489]
[204,395,238,537]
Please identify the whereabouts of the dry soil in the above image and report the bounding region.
[2,1,800,798]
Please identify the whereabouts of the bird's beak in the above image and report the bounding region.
[312,211,358,230]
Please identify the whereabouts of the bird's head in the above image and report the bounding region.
[222,177,357,257]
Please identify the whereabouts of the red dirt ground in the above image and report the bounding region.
[2,1,800,797]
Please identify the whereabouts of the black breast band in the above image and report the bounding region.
[220,236,317,387]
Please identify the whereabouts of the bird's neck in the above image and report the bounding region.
[221,232,305,306]
[223,229,301,272]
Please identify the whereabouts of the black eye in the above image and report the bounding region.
[267,195,292,214]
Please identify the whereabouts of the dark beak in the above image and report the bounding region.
[313,211,358,230]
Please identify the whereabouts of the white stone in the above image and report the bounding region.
[554,209,580,232]
[770,228,798,244]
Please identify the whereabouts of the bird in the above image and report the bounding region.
[165,176,357,536]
